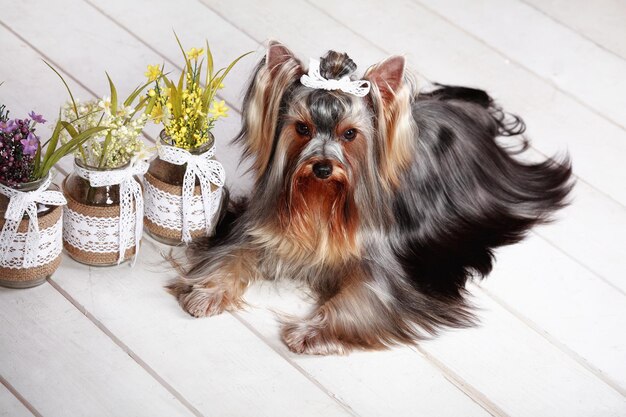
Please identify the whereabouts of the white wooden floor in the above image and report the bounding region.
[1,0,626,416]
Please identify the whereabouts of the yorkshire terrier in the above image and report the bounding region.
[168,42,572,355]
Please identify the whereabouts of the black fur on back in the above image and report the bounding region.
[391,84,573,299]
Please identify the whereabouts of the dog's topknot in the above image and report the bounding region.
[319,51,357,80]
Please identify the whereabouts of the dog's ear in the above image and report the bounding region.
[365,56,405,104]
[266,41,297,75]
[364,56,416,190]
[235,41,303,179]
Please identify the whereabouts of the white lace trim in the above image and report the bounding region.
[155,143,225,242]
[144,179,222,233]
[0,174,66,267]
[72,160,147,264]
[0,216,62,269]
[63,207,136,254]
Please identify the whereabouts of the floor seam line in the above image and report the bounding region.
[0,373,44,417]
[47,278,206,417]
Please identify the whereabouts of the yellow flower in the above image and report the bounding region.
[145,65,161,82]
[187,47,204,60]
[209,100,228,119]
[150,104,164,124]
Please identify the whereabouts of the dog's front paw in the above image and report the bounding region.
[280,319,351,356]
[183,287,231,317]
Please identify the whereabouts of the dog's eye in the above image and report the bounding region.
[342,128,357,142]
[295,122,310,136]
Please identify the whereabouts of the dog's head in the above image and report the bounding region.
[237,42,417,261]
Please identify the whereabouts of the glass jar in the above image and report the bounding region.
[143,130,222,245]
[62,159,141,266]
[0,176,63,288]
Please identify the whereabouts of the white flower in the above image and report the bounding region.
[98,96,112,114]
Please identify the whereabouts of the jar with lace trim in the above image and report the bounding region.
[0,175,65,288]
[62,158,147,266]
[143,130,226,245]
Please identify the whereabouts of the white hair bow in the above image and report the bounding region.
[300,58,370,97]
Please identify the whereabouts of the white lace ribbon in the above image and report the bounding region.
[157,142,225,243]
[74,160,148,264]
[300,58,371,97]
[0,175,67,268]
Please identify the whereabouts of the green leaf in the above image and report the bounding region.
[66,108,100,125]
[43,60,79,119]
[57,120,88,162]
[205,40,213,85]
[59,120,79,137]
[173,31,192,79]
[164,78,179,118]
[98,130,113,168]
[144,93,158,115]
[131,95,149,115]
[124,74,162,108]
[207,50,253,109]
[106,72,118,116]
[177,61,185,92]
[33,142,42,178]
[37,121,64,178]
[39,125,107,177]
[194,59,202,86]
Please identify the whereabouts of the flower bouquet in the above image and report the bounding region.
[0,103,105,288]
[60,71,155,266]
[143,36,251,245]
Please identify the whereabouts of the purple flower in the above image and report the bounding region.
[28,111,46,124]
[0,119,17,133]
[20,132,39,156]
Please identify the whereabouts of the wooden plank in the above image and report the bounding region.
[238,282,496,417]
[533,177,626,295]
[199,0,388,69]
[421,288,626,417]
[82,0,261,112]
[238,277,626,417]
[51,240,356,417]
[523,0,626,60]
[0,284,194,417]
[416,0,626,130]
[0,383,34,417]
[485,232,626,392]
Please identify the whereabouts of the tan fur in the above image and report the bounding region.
[167,248,259,317]
[245,51,303,179]
[280,268,414,355]
[365,58,418,189]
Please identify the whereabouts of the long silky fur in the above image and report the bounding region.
[168,45,573,354]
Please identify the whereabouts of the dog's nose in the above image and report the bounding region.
[312,162,333,179]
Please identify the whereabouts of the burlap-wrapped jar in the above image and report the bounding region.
[0,175,65,288]
[62,159,146,266]
[143,131,225,245]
